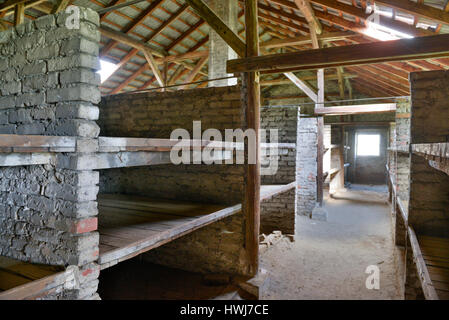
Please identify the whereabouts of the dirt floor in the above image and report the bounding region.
[98,186,405,300]
[260,186,405,300]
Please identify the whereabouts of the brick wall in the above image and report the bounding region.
[98,86,251,275]
[296,117,318,216]
[259,106,298,236]
[0,8,101,299]
[405,70,449,298]
[409,71,449,237]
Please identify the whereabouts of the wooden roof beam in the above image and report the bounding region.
[294,0,322,34]
[100,0,164,57]
[261,31,355,49]
[185,0,246,57]
[227,33,449,74]
[0,0,28,12]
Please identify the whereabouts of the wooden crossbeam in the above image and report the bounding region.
[0,0,28,12]
[100,0,163,57]
[260,31,354,49]
[267,0,433,38]
[294,0,322,34]
[50,0,70,14]
[185,0,246,57]
[261,72,357,86]
[227,33,449,73]
[284,72,317,102]
[315,103,397,115]
[376,0,449,26]
[99,26,167,58]
[178,56,208,90]
[143,50,164,87]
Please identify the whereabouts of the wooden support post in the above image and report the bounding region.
[243,0,260,276]
[14,2,24,26]
[143,49,165,88]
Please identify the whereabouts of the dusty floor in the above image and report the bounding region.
[98,186,405,300]
[260,186,404,300]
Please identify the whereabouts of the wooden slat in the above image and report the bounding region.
[227,34,449,73]
[408,227,440,300]
[98,196,242,266]
[315,103,397,115]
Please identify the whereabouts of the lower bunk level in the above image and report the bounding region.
[408,227,449,300]
[0,256,68,300]
[98,183,296,270]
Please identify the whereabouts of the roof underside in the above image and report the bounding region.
[2,0,449,99]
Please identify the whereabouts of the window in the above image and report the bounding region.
[357,134,380,156]
[97,59,118,83]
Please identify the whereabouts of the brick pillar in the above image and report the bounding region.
[0,8,101,299]
[206,0,239,87]
[296,117,318,217]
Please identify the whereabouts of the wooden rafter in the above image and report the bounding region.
[100,0,164,57]
[51,0,70,14]
[185,0,246,57]
[178,56,209,90]
[227,33,449,74]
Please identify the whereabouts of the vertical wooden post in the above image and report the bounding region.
[316,68,324,207]
[14,3,25,26]
[244,0,260,276]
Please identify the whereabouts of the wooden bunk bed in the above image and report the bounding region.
[97,183,297,269]
[0,256,69,300]
[407,142,449,300]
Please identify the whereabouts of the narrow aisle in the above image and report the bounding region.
[261,188,404,300]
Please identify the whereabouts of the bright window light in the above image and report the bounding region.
[357,134,381,156]
[365,4,414,41]
[97,59,118,83]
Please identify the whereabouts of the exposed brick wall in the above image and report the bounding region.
[260,106,298,236]
[0,8,101,299]
[260,106,298,184]
[409,71,449,238]
[296,117,318,216]
[98,86,251,275]
[260,189,295,235]
[405,71,449,299]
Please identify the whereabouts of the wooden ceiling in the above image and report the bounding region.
[2,0,449,99]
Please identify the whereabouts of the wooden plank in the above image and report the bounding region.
[93,151,172,169]
[99,203,242,266]
[185,0,246,57]
[315,103,397,115]
[227,34,449,73]
[408,227,439,300]
[260,182,296,201]
[0,153,53,167]
[0,134,76,149]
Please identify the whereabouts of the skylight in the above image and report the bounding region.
[97,59,119,83]
[365,3,414,41]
